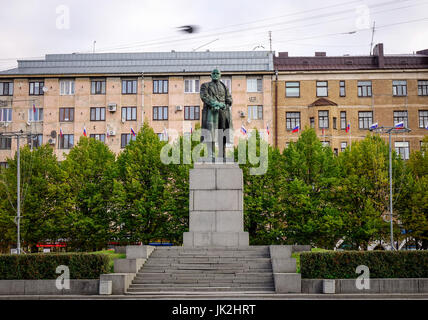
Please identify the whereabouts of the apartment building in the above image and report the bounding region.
[0,51,274,163]
[273,43,428,158]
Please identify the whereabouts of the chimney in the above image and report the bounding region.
[278,52,288,58]
[315,52,326,57]
[373,43,384,68]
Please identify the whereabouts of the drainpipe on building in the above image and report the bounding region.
[274,70,278,148]
[141,72,144,125]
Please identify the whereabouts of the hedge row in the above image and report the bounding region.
[0,253,110,280]
[300,251,428,279]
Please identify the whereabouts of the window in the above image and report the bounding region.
[0,162,8,169]
[310,117,315,128]
[90,107,106,121]
[418,80,428,96]
[341,142,347,152]
[340,111,347,130]
[153,80,168,94]
[184,79,200,93]
[248,105,263,120]
[285,82,300,97]
[89,134,106,143]
[60,80,75,95]
[339,81,346,97]
[153,106,168,120]
[122,79,137,94]
[28,108,43,122]
[59,134,74,149]
[157,133,168,141]
[357,81,372,97]
[0,108,12,122]
[393,80,407,96]
[121,133,136,148]
[121,107,137,121]
[0,82,13,96]
[59,108,74,122]
[221,78,232,92]
[333,117,337,129]
[286,112,300,130]
[419,110,428,128]
[395,141,409,160]
[27,134,43,148]
[184,106,200,120]
[316,81,328,97]
[29,81,44,95]
[359,111,373,129]
[318,110,329,128]
[322,141,330,147]
[91,79,106,95]
[0,137,11,150]
[393,111,408,127]
[247,78,262,93]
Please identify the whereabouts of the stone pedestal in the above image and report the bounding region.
[183,163,249,247]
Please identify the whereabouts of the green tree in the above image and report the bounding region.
[61,137,118,251]
[337,134,405,249]
[397,136,428,249]
[0,144,68,252]
[281,128,343,249]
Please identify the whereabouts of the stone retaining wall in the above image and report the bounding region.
[0,280,99,295]
[302,278,428,294]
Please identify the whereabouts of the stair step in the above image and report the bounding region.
[127,286,275,292]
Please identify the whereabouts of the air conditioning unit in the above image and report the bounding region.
[175,105,183,112]
[108,103,117,112]
[108,130,116,136]
[48,138,56,145]
[239,111,245,118]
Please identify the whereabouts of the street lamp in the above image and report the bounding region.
[369,123,411,250]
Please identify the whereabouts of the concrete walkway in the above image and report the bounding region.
[1,293,428,300]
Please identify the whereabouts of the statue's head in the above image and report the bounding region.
[211,68,221,81]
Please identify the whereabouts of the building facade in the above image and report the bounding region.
[273,44,428,158]
[0,51,274,163]
[1,44,427,166]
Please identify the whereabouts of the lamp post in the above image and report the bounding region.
[370,124,411,250]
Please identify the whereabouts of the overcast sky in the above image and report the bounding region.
[0,0,427,70]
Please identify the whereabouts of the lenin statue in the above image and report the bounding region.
[200,68,233,162]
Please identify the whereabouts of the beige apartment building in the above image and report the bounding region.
[273,44,428,158]
[0,51,274,164]
[1,45,427,166]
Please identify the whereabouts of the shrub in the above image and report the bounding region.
[300,251,428,279]
[0,253,110,279]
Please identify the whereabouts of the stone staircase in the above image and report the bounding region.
[127,246,276,293]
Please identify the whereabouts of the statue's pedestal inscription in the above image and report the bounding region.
[183,163,249,247]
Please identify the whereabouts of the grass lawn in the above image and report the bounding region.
[91,249,126,273]
[292,248,330,273]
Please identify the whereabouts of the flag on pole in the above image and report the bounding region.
[163,127,168,140]
[292,125,300,133]
[59,128,63,138]
[394,121,404,129]
[346,123,351,133]
[369,122,378,130]
[83,127,87,137]
[266,123,270,135]
[106,130,110,138]
[131,127,136,136]
[190,123,193,134]
[240,125,247,135]
[33,103,36,113]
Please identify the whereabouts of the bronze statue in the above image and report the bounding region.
[200,69,233,162]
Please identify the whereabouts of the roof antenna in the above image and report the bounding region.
[369,21,376,55]
[93,40,96,54]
